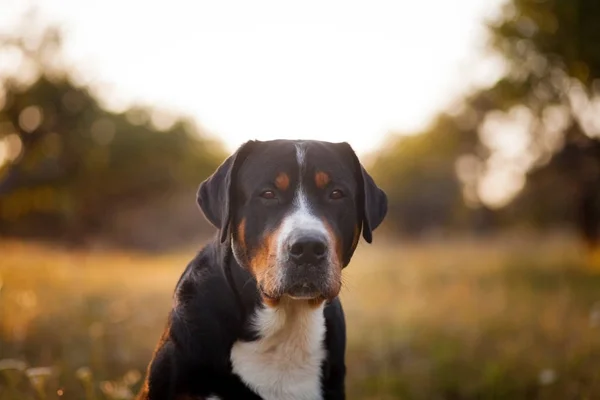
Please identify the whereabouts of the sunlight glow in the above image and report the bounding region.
[478,106,538,207]
[0,0,505,155]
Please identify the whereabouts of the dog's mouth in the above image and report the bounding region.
[284,281,321,300]
[255,258,342,304]
[259,281,322,302]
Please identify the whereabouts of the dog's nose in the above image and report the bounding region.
[289,235,328,265]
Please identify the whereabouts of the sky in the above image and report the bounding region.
[1,0,504,155]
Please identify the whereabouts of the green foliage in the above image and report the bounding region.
[370,0,600,242]
[489,0,600,87]
[484,0,600,244]
[0,26,225,245]
[370,113,493,235]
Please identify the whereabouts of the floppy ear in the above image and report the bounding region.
[338,142,387,244]
[197,140,258,243]
[359,163,388,243]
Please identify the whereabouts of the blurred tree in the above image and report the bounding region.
[478,0,600,249]
[373,0,600,247]
[370,112,496,237]
[0,20,225,246]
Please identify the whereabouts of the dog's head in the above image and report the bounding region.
[197,139,387,306]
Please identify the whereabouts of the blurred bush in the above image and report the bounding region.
[0,21,226,249]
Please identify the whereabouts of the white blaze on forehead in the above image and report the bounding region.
[276,144,328,253]
[295,142,306,169]
[269,143,339,295]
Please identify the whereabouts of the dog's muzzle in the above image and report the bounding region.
[281,232,331,299]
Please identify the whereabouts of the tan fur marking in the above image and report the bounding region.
[308,297,326,308]
[322,218,344,266]
[262,295,280,308]
[248,227,282,305]
[321,218,343,300]
[314,171,330,189]
[275,172,290,191]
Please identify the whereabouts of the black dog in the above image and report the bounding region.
[137,139,387,400]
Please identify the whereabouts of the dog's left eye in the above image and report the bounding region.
[329,189,344,200]
[260,190,277,200]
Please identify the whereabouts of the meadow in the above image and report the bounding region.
[1,235,599,400]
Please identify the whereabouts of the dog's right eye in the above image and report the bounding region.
[260,190,276,200]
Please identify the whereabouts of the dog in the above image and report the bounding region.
[137,139,387,400]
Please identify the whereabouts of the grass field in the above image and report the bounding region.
[1,235,600,399]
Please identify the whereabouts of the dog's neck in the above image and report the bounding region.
[230,296,327,400]
[223,240,329,399]
[253,296,325,337]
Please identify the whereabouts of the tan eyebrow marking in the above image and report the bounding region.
[315,171,330,189]
[275,172,290,191]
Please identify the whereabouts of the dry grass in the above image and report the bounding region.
[1,234,599,399]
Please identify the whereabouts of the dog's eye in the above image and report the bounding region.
[260,190,276,200]
[329,189,344,200]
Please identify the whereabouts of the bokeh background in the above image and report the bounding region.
[1,0,600,399]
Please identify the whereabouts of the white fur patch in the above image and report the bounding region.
[295,143,306,168]
[273,143,333,283]
[230,299,326,400]
[275,189,329,257]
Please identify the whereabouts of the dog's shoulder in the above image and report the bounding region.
[139,240,264,399]
[168,240,246,367]
[173,240,223,297]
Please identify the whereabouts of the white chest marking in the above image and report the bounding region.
[230,299,326,400]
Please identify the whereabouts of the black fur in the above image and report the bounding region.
[138,139,386,400]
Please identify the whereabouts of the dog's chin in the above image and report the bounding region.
[284,282,322,300]
[286,294,321,301]
[259,283,327,303]
[257,265,342,303]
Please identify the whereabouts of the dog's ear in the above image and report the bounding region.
[197,140,258,243]
[337,142,387,244]
[359,163,388,243]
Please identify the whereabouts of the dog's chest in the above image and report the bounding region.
[230,302,326,400]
